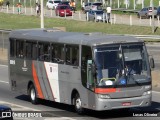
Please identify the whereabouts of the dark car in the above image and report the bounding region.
[55,5,72,17]
[157,6,160,19]
[0,105,13,120]
[84,2,102,13]
[86,10,107,22]
[137,7,157,18]
[58,1,75,11]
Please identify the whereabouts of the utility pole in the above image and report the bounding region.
[41,0,44,28]
[151,0,155,33]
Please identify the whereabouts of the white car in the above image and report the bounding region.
[46,0,61,10]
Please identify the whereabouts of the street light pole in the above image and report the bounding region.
[151,0,155,33]
[40,0,44,28]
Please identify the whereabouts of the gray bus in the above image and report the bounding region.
[9,29,154,114]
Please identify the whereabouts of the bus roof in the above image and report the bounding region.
[9,28,143,46]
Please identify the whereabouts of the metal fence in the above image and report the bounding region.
[1,6,160,28]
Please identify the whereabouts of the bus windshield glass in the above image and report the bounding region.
[94,44,150,87]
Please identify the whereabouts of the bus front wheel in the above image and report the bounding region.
[74,93,84,114]
[29,84,38,104]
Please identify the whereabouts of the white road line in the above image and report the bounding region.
[44,117,77,120]
[0,64,8,67]
[0,101,40,111]
[152,91,160,94]
[0,80,9,84]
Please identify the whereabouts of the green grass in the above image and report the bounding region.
[0,12,160,35]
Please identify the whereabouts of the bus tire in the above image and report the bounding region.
[74,93,84,114]
[29,84,38,104]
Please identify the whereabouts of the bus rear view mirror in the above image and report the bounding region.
[150,57,155,69]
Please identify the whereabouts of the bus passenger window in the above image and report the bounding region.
[32,43,38,60]
[25,42,32,59]
[66,45,79,66]
[10,39,15,57]
[16,40,25,58]
[38,43,50,62]
[51,44,64,64]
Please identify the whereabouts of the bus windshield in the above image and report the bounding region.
[94,44,150,87]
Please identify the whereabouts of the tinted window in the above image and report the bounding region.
[51,44,65,64]
[92,3,102,6]
[16,40,25,58]
[10,39,15,57]
[95,10,103,14]
[54,1,60,3]
[25,42,32,59]
[49,1,53,4]
[32,43,38,60]
[60,6,69,9]
[38,43,50,62]
[81,46,92,86]
[66,45,79,66]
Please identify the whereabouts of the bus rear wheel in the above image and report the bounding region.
[74,93,84,114]
[28,84,38,104]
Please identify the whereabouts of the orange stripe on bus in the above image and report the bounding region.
[43,63,55,100]
[95,88,116,93]
[32,62,44,99]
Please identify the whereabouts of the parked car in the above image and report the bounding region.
[157,6,160,19]
[0,105,13,120]
[55,5,72,17]
[86,10,107,22]
[46,0,61,10]
[137,7,157,19]
[59,1,75,11]
[84,2,102,13]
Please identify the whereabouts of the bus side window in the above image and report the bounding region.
[66,45,79,66]
[10,39,15,57]
[51,44,64,64]
[16,40,25,58]
[38,43,50,62]
[25,42,32,59]
[32,43,38,60]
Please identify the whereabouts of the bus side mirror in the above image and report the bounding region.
[150,57,155,69]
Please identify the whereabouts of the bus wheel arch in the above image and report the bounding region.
[71,89,84,114]
[28,81,38,104]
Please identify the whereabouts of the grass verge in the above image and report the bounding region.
[0,12,160,36]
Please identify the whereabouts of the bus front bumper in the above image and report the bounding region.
[93,95,151,111]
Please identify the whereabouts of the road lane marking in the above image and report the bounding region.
[152,91,160,94]
[0,64,8,67]
[0,80,9,84]
[0,101,40,111]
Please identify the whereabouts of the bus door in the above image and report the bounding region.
[36,43,54,100]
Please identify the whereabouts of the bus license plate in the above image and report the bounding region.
[122,102,131,106]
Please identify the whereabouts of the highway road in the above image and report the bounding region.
[146,43,160,70]
[0,65,160,120]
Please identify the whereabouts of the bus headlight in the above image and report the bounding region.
[143,91,151,96]
[144,85,151,89]
[98,94,110,99]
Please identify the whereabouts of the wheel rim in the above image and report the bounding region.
[31,88,35,101]
[76,98,81,109]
